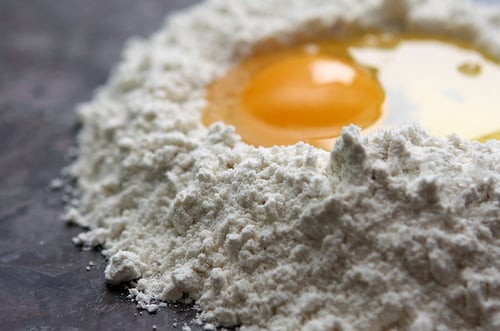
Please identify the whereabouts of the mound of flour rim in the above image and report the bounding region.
[66,0,500,329]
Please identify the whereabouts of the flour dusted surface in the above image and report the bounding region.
[69,0,500,330]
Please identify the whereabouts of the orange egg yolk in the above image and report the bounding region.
[203,34,500,149]
[241,55,384,146]
[202,43,385,149]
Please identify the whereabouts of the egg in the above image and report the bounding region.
[241,54,384,147]
[203,34,500,149]
[477,130,500,142]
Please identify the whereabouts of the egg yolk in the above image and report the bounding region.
[202,43,385,149]
[203,34,500,149]
[476,130,500,143]
[241,55,384,146]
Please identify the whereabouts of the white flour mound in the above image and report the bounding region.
[68,0,500,330]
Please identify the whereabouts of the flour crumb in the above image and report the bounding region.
[203,323,216,331]
[104,251,144,285]
[48,178,64,191]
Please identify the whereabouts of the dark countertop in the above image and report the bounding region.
[0,1,202,330]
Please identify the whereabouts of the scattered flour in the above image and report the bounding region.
[68,0,500,329]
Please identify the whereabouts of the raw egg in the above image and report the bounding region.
[203,34,500,149]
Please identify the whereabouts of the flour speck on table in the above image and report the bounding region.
[66,0,500,330]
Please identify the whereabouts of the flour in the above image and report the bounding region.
[67,0,500,330]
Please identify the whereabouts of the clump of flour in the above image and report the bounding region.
[68,0,500,329]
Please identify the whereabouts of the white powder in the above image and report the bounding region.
[68,0,500,329]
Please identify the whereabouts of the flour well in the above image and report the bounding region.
[68,0,500,330]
